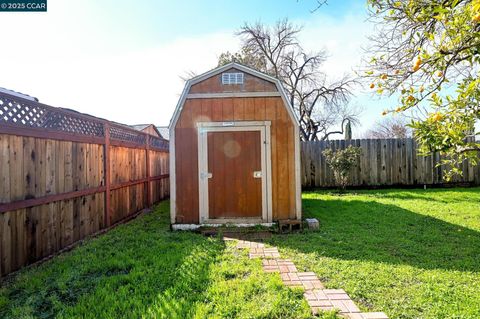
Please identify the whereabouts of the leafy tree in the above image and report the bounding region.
[218,19,361,141]
[218,46,267,72]
[365,116,412,139]
[364,0,480,179]
[323,146,362,191]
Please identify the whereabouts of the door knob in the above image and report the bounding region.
[253,171,262,178]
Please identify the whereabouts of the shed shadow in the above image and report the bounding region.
[270,197,480,273]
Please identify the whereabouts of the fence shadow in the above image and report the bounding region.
[271,196,480,273]
[0,204,225,318]
[354,187,479,204]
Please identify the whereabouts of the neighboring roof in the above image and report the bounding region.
[130,123,164,139]
[156,126,169,140]
[168,62,299,131]
[0,87,38,102]
[130,124,150,131]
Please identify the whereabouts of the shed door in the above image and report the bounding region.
[207,131,262,218]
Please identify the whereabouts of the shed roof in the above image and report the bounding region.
[168,62,299,131]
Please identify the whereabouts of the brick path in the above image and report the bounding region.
[228,238,389,319]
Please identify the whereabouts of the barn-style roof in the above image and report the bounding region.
[168,62,299,132]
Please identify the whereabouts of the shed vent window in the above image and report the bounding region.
[221,72,244,85]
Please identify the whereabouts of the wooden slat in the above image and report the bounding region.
[1,116,169,277]
[10,135,24,201]
[0,134,11,203]
[300,138,480,188]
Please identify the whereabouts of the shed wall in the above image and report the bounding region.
[174,97,297,223]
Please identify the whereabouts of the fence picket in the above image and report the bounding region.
[301,138,479,188]
[0,91,169,277]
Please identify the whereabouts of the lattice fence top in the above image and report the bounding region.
[0,91,168,151]
[150,136,169,150]
[0,92,104,137]
[109,125,147,144]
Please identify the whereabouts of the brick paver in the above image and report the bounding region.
[230,237,389,318]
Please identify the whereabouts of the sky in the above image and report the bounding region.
[0,0,392,137]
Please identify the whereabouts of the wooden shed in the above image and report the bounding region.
[169,62,301,227]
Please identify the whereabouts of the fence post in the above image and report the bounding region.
[146,134,151,207]
[104,123,111,227]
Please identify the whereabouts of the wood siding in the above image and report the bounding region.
[190,68,278,94]
[301,139,480,188]
[174,96,296,223]
[0,134,169,277]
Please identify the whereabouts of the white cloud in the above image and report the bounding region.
[0,1,385,134]
[1,29,238,126]
[0,1,239,126]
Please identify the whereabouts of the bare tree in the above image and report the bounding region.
[219,19,360,141]
[364,116,412,139]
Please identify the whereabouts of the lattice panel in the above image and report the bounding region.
[110,125,146,145]
[150,136,169,150]
[36,110,104,136]
[0,95,47,127]
[0,92,170,147]
[0,93,104,137]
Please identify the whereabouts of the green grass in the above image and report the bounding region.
[2,188,479,319]
[0,201,317,319]
[269,188,480,319]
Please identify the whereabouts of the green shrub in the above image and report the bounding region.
[322,146,361,191]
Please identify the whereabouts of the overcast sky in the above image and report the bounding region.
[0,0,393,137]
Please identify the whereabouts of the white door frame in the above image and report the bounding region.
[197,121,272,224]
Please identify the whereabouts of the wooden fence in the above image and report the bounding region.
[0,91,169,277]
[301,138,480,188]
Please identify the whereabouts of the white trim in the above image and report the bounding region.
[171,222,276,231]
[168,62,302,224]
[265,124,273,221]
[197,121,271,128]
[168,62,299,131]
[186,92,281,99]
[169,127,176,224]
[171,224,201,231]
[221,72,244,85]
[197,126,207,222]
[204,218,264,224]
[169,83,190,224]
[294,126,302,220]
[197,121,272,224]
[260,127,267,221]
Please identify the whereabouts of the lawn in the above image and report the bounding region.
[269,187,480,319]
[0,201,315,319]
[1,188,479,319]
